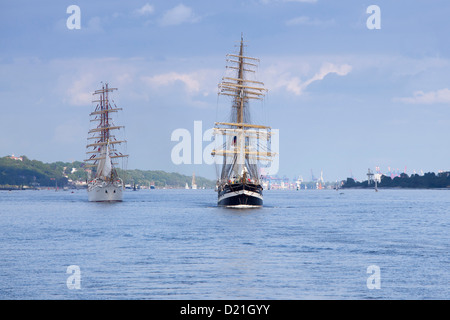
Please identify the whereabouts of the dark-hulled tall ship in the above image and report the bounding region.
[212,35,275,208]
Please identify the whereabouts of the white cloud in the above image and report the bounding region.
[140,69,222,108]
[142,72,201,93]
[267,62,352,95]
[66,73,97,106]
[141,69,219,96]
[135,3,155,16]
[285,16,334,27]
[40,56,221,108]
[394,88,450,104]
[86,16,103,33]
[159,4,199,26]
[302,63,352,88]
[55,58,140,106]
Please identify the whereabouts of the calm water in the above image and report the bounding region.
[0,188,448,300]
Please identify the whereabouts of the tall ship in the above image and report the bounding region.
[212,35,275,208]
[84,83,128,202]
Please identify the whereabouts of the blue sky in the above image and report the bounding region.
[1,0,450,182]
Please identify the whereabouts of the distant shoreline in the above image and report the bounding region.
[341,172,450,190]
[0,155,215,189]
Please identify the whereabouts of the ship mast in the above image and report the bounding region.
[213,35,273,184]
[85,83,128,179]
[237,35,245,124]
[99,83,112,144]
[219,34,267,122]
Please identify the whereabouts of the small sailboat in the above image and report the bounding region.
[84,83,128,202]
[191,172,197,189]
[212,35,275,208]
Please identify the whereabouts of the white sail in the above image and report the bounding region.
[96,146,106,178]
[95,144,112,179]
[103,143,112,178]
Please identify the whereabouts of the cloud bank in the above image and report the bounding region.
[395,88,450,104]
[266,62,352,96]
[159,4,199,26]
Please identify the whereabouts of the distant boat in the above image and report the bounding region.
[296,176,303,190]
[211,35,275,208]
[368,168,379,192]
[84,83,128,202]
[185,182,189,189]
[191,172,197,189]
[335,181,340,191]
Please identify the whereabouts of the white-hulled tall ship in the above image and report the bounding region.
[212,35,275,208]
[84,83,128,202]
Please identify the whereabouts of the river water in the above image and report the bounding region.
[0,188,448,299]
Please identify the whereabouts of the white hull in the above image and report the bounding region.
[88,183,123,202]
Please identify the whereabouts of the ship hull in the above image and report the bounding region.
[88,183,123,202]
[218,183,263,208]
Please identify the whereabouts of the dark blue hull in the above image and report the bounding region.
[217,183,263,207]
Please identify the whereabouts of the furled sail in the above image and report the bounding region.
[85,83,128,181]
[211,35,275,207]
[212,35,274,186]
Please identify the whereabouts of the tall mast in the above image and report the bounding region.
[218,34,267,119]
[103,83,109,143]
[91,83,118,145]
[99,83,113,143]
[213,35,273,183]
[85,83,128,175]
[237,34,244,124]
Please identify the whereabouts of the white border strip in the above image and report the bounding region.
[218,189,263,201]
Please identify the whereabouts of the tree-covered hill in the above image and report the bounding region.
[118,169,213,188]
[0,155,215,189]
[0,156,78,187]
[341,172,450,189]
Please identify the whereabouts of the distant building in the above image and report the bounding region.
[8,154,23,161]
[438,171,450,178]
